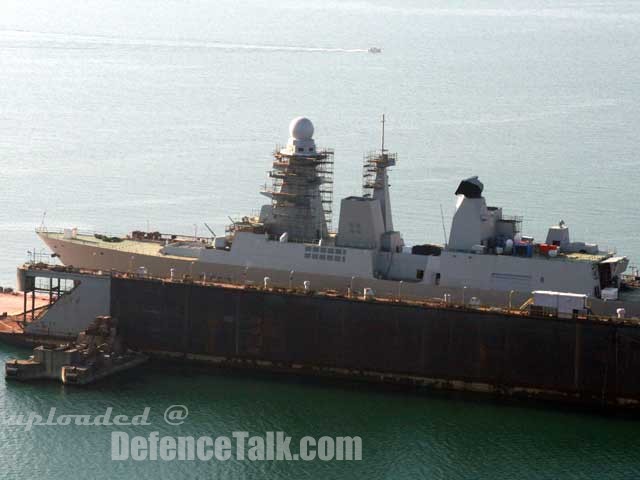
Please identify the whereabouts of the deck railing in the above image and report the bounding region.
[21,262,640,326]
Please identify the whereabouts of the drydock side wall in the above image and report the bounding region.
[111,278,640,408]
[23,272,111,338]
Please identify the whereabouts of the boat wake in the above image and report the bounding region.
[0,30,369,54]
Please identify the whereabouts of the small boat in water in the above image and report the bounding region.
[368,47,382,53]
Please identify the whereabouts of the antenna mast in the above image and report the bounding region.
[440,204,448,247]
[381,113,386,153]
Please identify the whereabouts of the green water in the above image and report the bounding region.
[1,346,639,479]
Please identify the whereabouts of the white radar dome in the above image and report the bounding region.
[289,117,314,140]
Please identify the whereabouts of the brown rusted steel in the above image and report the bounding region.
[110,276,640,409]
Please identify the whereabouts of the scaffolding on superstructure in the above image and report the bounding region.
[263,146,335,241]
[362,114,397,197]
[362,150,397,196]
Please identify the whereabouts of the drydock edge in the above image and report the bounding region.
[3,263,640,410]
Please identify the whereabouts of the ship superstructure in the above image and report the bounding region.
[233,117,335,243]
[37,117,630,303]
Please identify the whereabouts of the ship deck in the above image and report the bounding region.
[560,251,611,263]
[45,231,614,266]
[42,232,180,258]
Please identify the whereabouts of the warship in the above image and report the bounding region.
[12,119,640,408]
[37,117,630,304]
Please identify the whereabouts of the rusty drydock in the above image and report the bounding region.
[6,263,640,409]
[111,276,640,409]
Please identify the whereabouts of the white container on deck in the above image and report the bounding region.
[532,290,588,318]
[504,239,514,254]
[471,244,486,254]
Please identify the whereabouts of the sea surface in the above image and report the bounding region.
[1,1,639,478]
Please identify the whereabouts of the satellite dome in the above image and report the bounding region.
[289,117,314,140]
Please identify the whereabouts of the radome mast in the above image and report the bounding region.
[260,117,335,242]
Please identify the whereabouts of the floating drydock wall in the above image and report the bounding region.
[111,277,640,409]
[17,266,111,338]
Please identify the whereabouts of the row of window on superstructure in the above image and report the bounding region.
[304,253,346,262]
[305,246,347,255]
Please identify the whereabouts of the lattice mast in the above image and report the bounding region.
[362,114,397,231]
[261,117,334,243]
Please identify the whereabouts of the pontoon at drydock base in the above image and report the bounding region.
[37,117,631,306]
[5,316,147,385]
[7,263,640,409]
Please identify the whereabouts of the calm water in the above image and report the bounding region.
[1,1,640,477]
